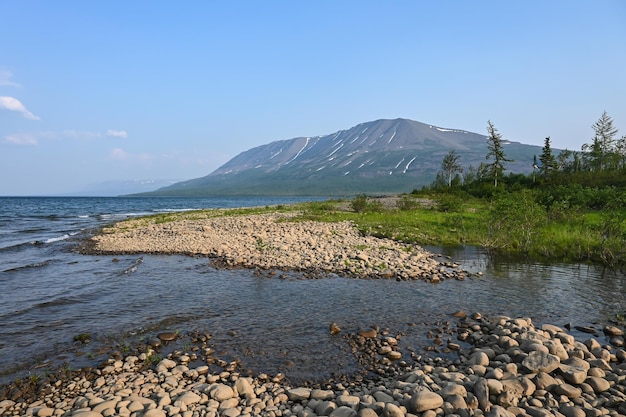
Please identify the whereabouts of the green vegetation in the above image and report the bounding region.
[100,113,626,267]
[73,333,91,343]
[411,113,626,267]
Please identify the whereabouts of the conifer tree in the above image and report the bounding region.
[583,111,619,171]
[485,121,512,187]
[539,137,557,178]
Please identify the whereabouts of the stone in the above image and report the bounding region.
[37,408,55,417]
[552,383,582,399]
[92,400,118,414]
[544,340,569,360]
[336,395,360,409]
[452,311,468,319]
[358,328,378,338]
[372,391,394,403]
[209,383,235,401]
[559,405,586,417]
[533,372,558,391]
[157,332,178,342]
[487,405,517,417]
[486,379,503,396]
[330,406,358,417]
[521,351,560,373]
[148,409,171,417]
[315,400,337,416]
[311,389,335,401]
[496,390,519,408]
[157,358,177,370]
[288,388,311,402]
[383,403,404,417]
[387,351,402,360]
[439,383,467,398]
[559,363,588,385]
[235,377,256,398]
[585,376,610,393]
[176,392,201,406]
[358,408,379,417]
[467,351,490,367]
[218,398,239,410]
[603,325,623,336]
[524,405,552,417]
[71,412,105,417]
[473,378,490,411]
[409,390,444,413]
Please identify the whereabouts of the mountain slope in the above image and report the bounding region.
[148,118,543,196]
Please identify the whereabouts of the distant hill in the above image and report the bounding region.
[64,179,182,197]
[142,118,544,196]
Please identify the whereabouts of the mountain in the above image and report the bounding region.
[144,118,544,196]
[64,179,182,196]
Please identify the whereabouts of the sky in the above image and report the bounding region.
[1,1,625,196]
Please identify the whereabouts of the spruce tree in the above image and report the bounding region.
[485,121,512,187]
[583,111,619,171]
[539,137,557,178]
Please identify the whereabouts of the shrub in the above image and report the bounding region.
[396,195,421,211]
[435,194,463,213]
[350,194,384,213]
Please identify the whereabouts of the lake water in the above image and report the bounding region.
[1,197,624,385]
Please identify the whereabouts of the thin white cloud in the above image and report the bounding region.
[3,129,107,145]
[108,147,154,162]
[60,130,102,139]
[4,133,38,145]
[109,147,130,160]
[106,129,128,138]
[0,70,20,87]
[0,96,40,120]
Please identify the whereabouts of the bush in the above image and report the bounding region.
[350,194,384,213]
[486,190,547,252]
[435,194,463,212]
[396,195,421,211]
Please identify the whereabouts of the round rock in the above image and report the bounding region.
[410,390,444,413]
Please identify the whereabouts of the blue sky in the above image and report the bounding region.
[1,1,625,195]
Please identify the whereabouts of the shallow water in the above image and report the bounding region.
[1,197,625,385]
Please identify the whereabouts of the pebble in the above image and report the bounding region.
[2,313,625,417]
[90,212,460,282]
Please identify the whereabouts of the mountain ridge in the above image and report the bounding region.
[141,118,544,196]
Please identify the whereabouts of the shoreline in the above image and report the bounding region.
[1,313,624,417]
[85,210,468,282]
[3,206,624,415]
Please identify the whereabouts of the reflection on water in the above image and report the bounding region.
[430,245,626,326]
[1,246,625,385]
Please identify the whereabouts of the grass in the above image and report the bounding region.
[98,193,626,267]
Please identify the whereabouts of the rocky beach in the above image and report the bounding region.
[87,211,463,282]
[3,208,625,416]
[1,313,624,417]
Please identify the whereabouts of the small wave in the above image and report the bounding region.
[0,241,34,253]
[99,212,152,220]
[78,215,90,219]
[154,208,197,213]
[3,259,54,273]
[44,234,70,244]
[122,257,144,274]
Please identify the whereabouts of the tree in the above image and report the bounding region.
[532,155,538,183]
[582,111,619,171]
[539,137,557,179]
[485,121,512,187]
[616,135,626,170]
[440,150,463,187]
[556,149,574,173]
